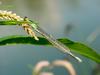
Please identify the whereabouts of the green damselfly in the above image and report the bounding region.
[23,17,82,62]
[0,10,81,62]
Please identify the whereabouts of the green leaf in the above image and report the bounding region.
[0,20,100,63]
[0,20,21,25]
[0,35,100,63]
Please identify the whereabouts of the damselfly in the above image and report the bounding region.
[23,17,82,62]
[0,10,81,62]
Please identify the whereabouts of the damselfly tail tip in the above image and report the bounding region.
[74,56,82,63]
[68,52,82,62]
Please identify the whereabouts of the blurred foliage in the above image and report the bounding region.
[0,35,100,63]
[0,0,17,11]
[0,20,100,63]
[92,64,100,75]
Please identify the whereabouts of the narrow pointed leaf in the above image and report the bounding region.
[0,35,99,63]
[0,20,21,25]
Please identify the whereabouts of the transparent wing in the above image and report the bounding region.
[24,17,82,62]
[34,26,82,62]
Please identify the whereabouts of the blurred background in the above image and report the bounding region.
[0,0,100,75]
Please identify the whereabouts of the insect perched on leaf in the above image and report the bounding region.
[23,17,82,62]
[0,10,82,62]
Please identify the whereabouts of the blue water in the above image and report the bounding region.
[0,0,100,75]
